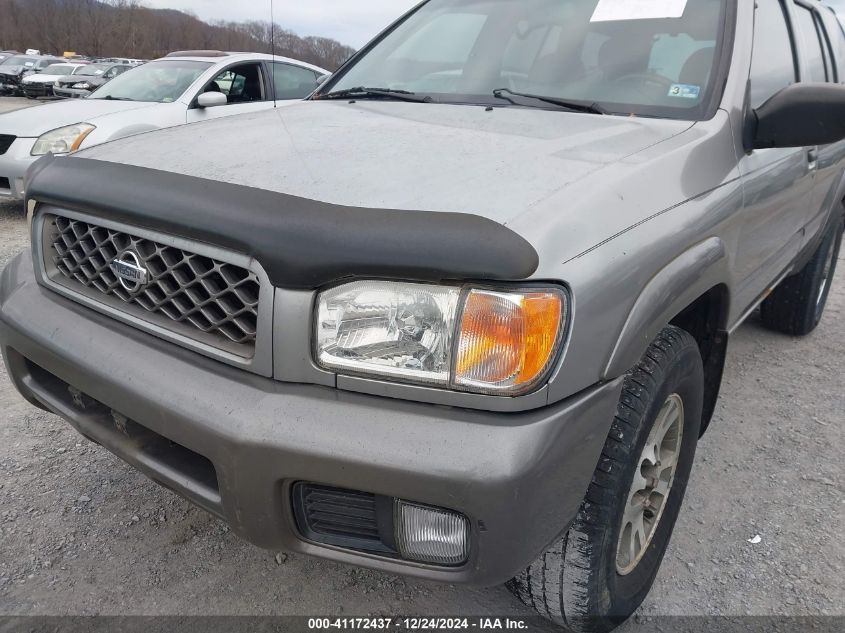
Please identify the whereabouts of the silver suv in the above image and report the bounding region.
[1,1,843,630]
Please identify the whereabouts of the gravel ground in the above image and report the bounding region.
[0,95,842,626]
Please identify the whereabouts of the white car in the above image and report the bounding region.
[20,62,87,99]
[0,51,329,200]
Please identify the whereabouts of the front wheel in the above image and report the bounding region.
[508,326,703,632]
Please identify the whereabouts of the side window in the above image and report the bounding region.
[750,0,798,108]
[816,15,838,82]
[793,5,827,82]
[206,64,266,104]
[271,63,320,100]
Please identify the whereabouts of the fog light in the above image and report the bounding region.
[395,500,470,565]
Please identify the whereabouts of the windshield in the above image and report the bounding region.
[0,56,37,67]
[325,0,727,119]
[41,64,76,75]
[89,60,212,103]
[76,64,111,76]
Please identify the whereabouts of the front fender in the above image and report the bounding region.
[105,125,162,142]
[602,237,729,379]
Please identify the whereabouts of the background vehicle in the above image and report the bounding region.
[0,51,328,200]
[99,57,146,67]
[0,54,63,95]
[2,1,844,632]
[53,63,130,98]
[20,62,86,98]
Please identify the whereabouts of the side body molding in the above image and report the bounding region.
[603,237,728,379]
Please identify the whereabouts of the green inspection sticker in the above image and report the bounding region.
[668,83,701,99]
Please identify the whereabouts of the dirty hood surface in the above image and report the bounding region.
[78,100,693,226]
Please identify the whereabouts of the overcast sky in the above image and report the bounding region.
[143,0,420,49]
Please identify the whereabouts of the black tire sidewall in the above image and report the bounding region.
[811,223,843,325]
[603,341,703,619]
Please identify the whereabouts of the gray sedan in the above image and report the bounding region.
[52,63,130,99]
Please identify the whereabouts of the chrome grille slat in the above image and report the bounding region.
[45,215,260,353]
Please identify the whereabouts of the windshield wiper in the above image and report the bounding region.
[319,87,434,103]
[493,88,606,115]
[99,95,133,101]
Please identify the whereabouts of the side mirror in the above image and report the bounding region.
[752,83,845,149]
[316,74,331,86]
[197,92,227,108]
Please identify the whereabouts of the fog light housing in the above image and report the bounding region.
[395,500,470,565]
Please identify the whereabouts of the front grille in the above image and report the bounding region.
[43,214,260,356]
[293,483,396,554]
[22,84,48,97]
[0,134,14,155]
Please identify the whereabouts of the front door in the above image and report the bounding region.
[186,63,273,123]
[734,0,816,313]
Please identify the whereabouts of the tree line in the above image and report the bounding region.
[0,0,357,70]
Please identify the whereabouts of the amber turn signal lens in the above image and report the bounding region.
[454,289,565,395]
[70,126,95,152]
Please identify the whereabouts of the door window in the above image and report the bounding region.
[793,5,827,81]
[271,63,320,100]
[749,0,798,108]
[206,64,266,104]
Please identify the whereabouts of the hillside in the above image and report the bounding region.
[0,0,357,70]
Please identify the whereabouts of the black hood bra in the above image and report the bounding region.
[26,155,539,289]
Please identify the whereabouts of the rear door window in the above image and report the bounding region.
[793,4,827,81]
[271,63,320,100]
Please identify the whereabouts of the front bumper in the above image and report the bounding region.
[0,251,622,585]
[52,87,91,99]
[21,83,53,98]
[0,137,36,200]
[0,78,22,95]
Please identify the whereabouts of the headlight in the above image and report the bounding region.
[72,82,91,90]
[31,123,95,156]
[316,281,567,396]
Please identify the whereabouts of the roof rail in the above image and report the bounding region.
[166,50,229,58]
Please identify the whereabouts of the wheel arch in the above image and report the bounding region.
[602,237,731,435]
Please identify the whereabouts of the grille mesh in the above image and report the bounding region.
[45,215,260,353]
[0,134,15,156]
[296,484,389,550]
[303,485,381,541]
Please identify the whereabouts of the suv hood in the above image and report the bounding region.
[0,98,160,137]
[78,101,692,226]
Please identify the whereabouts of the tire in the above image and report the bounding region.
[760,219,843,336]
[507,326,704,633]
